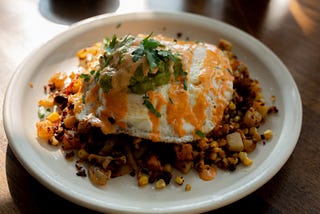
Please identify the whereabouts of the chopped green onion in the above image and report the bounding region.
[196,130,205,138]
[183,77,188,90]
[38,106,51,120]
[142,94,161,117]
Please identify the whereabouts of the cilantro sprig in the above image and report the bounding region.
[81,34,189,97]
[104,35,134,55]
[102,35,135,67]
[129,34,185,94]
[79,70,100,83]
[132,33,175,71]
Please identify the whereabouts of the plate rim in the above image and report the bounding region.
[3,11,302,213]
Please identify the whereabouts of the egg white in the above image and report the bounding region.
[74,35,233,143]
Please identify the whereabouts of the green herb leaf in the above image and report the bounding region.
[104,35,134,55]
[132,48,144,62]
[99,54,113,69]
[142,94,161,117]
[94,70,100,80]
[104,35,117,54]
[183,77,188,90]
[158,49,175,61]
[142,33,160,49]
[145,50,159,71]
[82,94,86,104]
[118,35,135,49]
[173,56,184,79]
[195,130,205,138]
[131,33,174,72]
[80,73,91,82]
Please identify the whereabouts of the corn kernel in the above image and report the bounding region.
[185,183,192,191]
[232,115,239,122]
[155,179,166,189]
[219,39,233,51]
[255,92,263,100]
[209,141,218,148]
[249,127,261,141]
[77,149,89,160]
[263,129,273,140]
[46,112,60,122]
[36,120,55,140]
[209,152,217,161]
[226,157,237,165]
[138,175,149,187]
[38,98,54,108]
[72,79,81,93]
[88,46,98,55]
[77,48,88,59]
[222,157,229,165]
[49,72,67,89]
[242,128,249,135]
[163,163,173,173]
[213,147,226,158]
[239,152,253,166]
[229,102,236,110]
[243,157,253,166]
[253,101,268,117]
[218,139,227,147]
[175,176,184,185]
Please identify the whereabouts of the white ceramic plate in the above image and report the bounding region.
[3,12,302,213]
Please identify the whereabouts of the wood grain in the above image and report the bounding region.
[1,0,319,213]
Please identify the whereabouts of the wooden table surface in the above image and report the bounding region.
[1,0,319,213]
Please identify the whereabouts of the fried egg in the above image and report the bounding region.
[71,34,234,143]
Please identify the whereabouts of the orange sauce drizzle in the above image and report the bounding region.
[100,91,128,130]
[200,48,233,128]
[166,83,191,137]
[147,91,167,141]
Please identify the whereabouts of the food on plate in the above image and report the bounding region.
[36,34,278,189]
